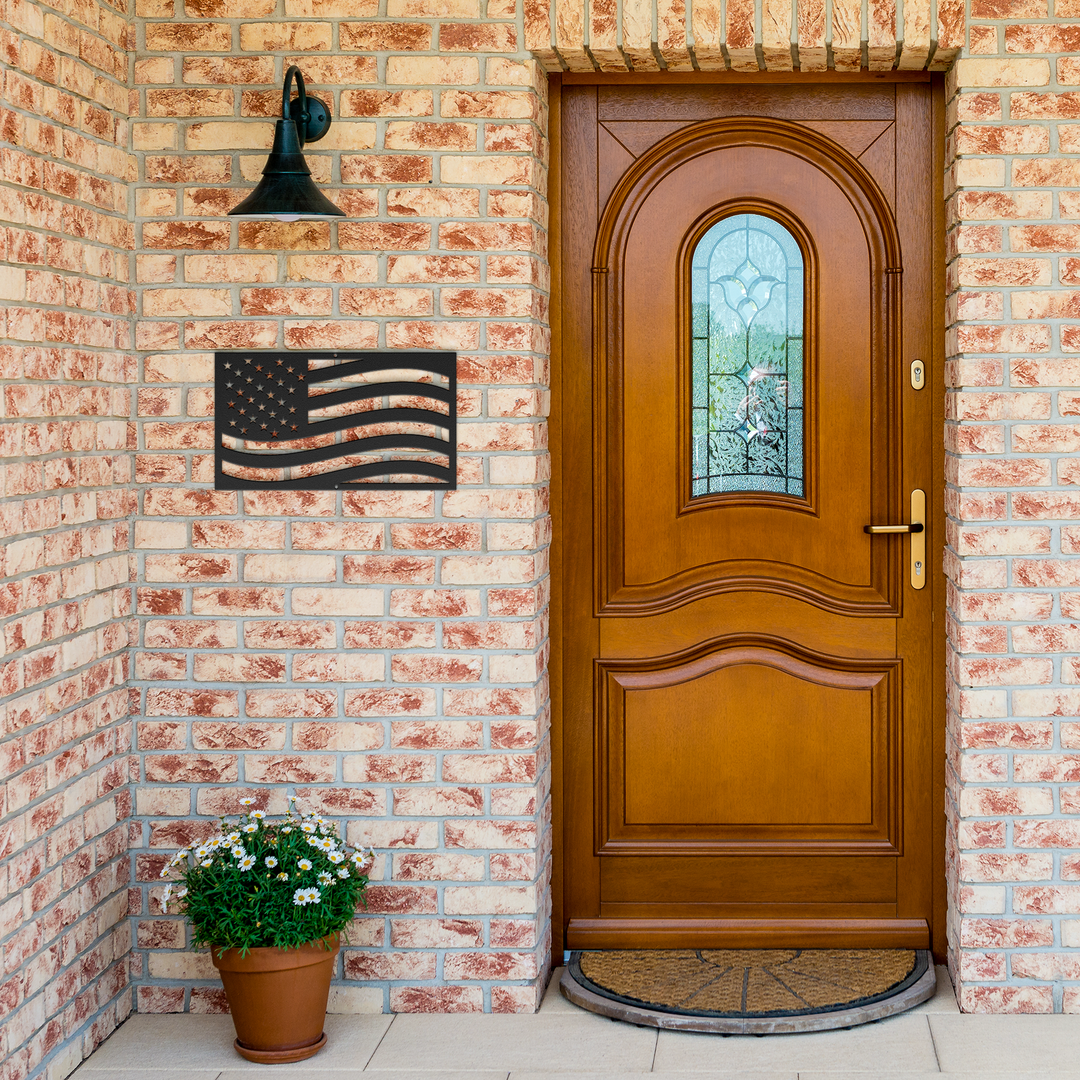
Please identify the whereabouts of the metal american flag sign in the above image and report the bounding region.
[214,350,457,491]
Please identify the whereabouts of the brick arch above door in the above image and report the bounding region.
[525,0,963,73]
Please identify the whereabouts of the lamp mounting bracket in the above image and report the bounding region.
[282,64,331,146]
[287,94,331,145]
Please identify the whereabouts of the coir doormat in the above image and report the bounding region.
[561,949,936,1034]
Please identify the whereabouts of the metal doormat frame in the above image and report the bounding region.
[560,949,936,1034]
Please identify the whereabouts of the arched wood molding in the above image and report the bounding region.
[590,117,906,618]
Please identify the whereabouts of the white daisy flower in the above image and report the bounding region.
[175,887,187,899]
[292,887,321,906]
[250,810,266,820]
[242,822,258,834]
[239,855,256,871]
[231,845,246,859]
[264,856,278,868]
[328,851,345,864]
[281,827,293,834]
[201,859,213,868]
[194,846,209,860]
[317,871,333,886]
[276,872,289,881]
[239,797,255,806]
[336,867,350,879]
[315,838,335,852]
[297,858,312,871]
[226,832,241,844]
[161,884,173,911]
[301,822,317,834]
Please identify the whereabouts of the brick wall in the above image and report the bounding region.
[0,0,137,1074]
[15,0,1080,1069]
[944,12,1080,1014]
[127,3,553,1016]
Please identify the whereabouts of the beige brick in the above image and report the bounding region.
[134,123,178,151]
[954,159,1005,188]
[244,555,336,582]
[143,289,231,317]
[440,155,533,186]
[185,254,277,283]
[386,57,480,85]
[239,22,332,51]
[186,121,274,151]
[955,58,1050,88]
[287,254,378,283]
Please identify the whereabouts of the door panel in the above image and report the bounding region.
[560,80,941,951]
[598,643,898,851]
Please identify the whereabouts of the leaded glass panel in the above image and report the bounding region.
[690,213,805,498]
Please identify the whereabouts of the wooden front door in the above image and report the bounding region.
[557,79,944,953]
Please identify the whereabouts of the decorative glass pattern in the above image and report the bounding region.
[691,213,805,498]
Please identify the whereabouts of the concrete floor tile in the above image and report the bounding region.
[226,1073,507,1079]
[350,1073,509,1079]
[793,1075,944,1080]
[511,1073,797,1080]
[73,1072,221,1079]
[905,967,959,1015]
[73,1014,393,1072]
[929,1014,1080,1073]
[799,1075,1070,1080]
[654,1015,939,1073]
[366,1013,657,1072]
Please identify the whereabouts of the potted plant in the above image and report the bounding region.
[160,796,375,1063]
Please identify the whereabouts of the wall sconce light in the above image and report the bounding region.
[229,65,345,222]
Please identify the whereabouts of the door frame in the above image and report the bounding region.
[548,71,948,966]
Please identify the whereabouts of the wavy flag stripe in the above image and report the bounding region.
[214,350,457,490]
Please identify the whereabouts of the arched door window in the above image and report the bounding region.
[691,213,805,498]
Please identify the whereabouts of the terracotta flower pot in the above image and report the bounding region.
[211,935,339,1064]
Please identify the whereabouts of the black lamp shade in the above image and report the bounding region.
[229,66,345,221]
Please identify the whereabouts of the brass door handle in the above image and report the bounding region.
[863,523,924,534]
[863,490,926,590]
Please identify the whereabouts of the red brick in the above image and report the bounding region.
[344,951,436,980]
[390,985,482,1012]
[390,918,483,946]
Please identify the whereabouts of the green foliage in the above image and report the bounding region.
[160,798,374,954]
